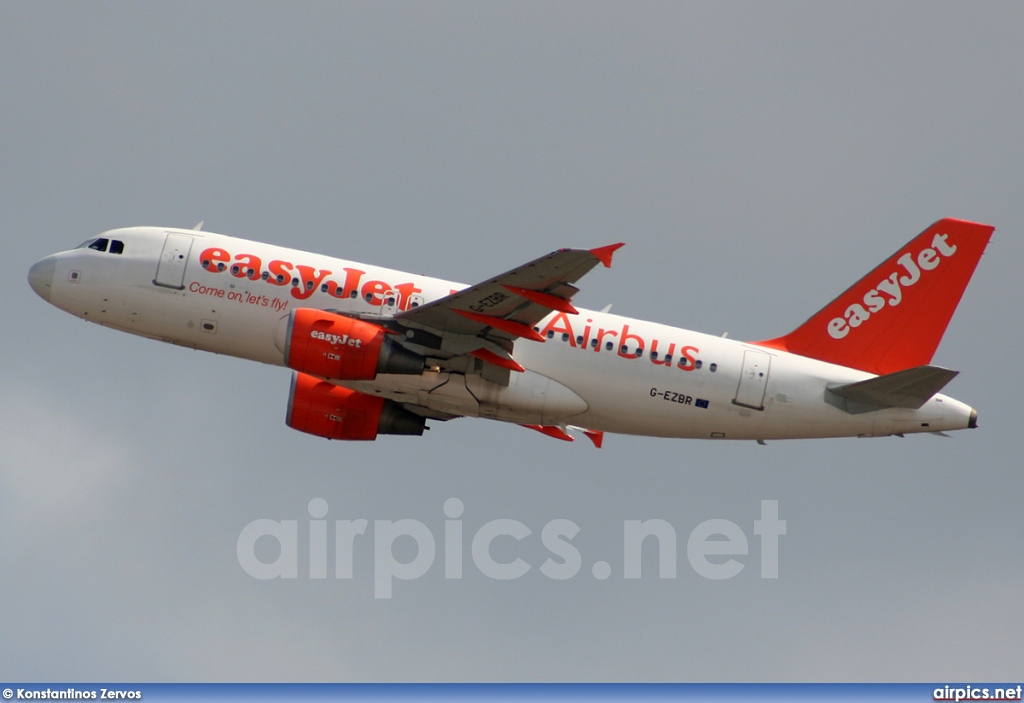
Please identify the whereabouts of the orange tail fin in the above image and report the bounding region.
[754,218,994,375]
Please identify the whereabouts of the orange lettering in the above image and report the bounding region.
[199,247,231,273]
[650,340,676,366]
[341,268,365,298]
[617,324,645,358]
[538,312,577,346]
[678,345,699,371]
[580,319,593,350]
[267,260,294,286]
[594,328,618,352]
[361,280,390,306]
[232,253,262,280]
[291,265,333,300]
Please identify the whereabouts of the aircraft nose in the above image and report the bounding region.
[28,255,56,302]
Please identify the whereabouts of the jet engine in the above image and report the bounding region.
[286,372,426,440]
[277,308,424,380]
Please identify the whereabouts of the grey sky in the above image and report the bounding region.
[2,2,1022,681]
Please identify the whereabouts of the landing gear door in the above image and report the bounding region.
[733,349,770,410]
[154,232,194,290]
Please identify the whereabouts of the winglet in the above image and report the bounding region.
[590,242,625,268]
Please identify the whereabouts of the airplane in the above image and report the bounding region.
[27,218,993,445]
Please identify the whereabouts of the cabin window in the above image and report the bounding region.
[262,271,270,281]
[651,351,659,360]
[590,339,598,349]
[576,335,584,345]
[635,348,643,358]
[562,333,570,342]
[620,345,629,354]
[709,363,717,372]
[547,330,555,339]
[230,265,240,275]
[695,360,703,369]
[678,358,688,367]
[664,355,672,363]
[88,238,109,252]
[365,293,373,302]
[321,283,329,293]
[109,240,125,255]
[605,341,613,351]
[350,290,357,299]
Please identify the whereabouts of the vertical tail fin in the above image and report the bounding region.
[754,218,994,375]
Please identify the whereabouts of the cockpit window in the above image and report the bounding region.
[77,237,125,254]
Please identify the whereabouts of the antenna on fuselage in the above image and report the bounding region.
[192,221,205,231]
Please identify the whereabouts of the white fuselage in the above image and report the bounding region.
[29,227,976,440]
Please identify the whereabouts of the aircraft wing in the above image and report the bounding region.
[395,243,623,339]
[388,243,623,380]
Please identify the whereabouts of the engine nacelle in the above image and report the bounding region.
[276,308,424,380]
[286,372,426,440]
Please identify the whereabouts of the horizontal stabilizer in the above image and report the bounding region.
[827,365,958,410]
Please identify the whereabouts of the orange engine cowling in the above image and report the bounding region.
[286,372,426,440]
[279,308,424,380]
